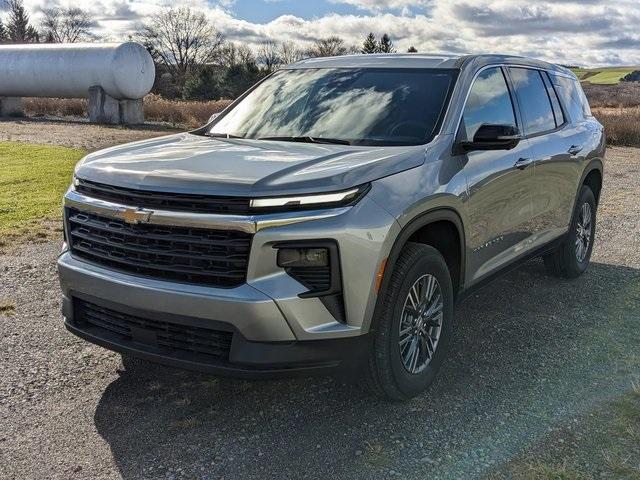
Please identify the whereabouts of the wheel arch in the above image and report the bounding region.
[369,208,466,332]
[582,165,603,205]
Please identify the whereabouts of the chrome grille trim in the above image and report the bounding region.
[64,189,351,234]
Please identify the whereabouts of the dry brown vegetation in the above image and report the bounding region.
[22,95,232,128]
[23,97,87,117]
[584,82,640,147]
[592,107,640,147]
[582,82,640,108]
[142,94,232,127]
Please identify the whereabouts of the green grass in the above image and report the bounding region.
[494,386,640,480]
[0,141,85,244]
[569,66,638,84]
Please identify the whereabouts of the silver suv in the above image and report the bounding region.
[58,54,604,399]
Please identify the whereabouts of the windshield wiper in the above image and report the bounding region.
[258,136,351,145]
[205,132,245,139]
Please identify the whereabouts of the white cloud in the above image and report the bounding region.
[6,0,640,67]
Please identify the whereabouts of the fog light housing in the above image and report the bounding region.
[277,247,329,268]
[274,241,345,322]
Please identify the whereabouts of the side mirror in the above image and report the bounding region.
[207,112,220,124]
[457,124,521,152]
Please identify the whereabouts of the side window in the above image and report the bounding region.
[508,67,556,135]
[552,74,590,122]
[542,72,565,127]
[460,67,517,141]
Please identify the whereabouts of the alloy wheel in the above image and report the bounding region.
[398,274,444,374]
[575,202,592,263]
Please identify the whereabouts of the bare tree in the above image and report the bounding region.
[138,7,225,82]
[307,36,351,58]
[40,7,95,43]
[278,41,304,65]
[4,0,39,43]
[218,42,256,68]
[258,40,281,73]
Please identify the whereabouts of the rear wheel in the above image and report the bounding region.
[543,185,597,278]
[362,243,454,400]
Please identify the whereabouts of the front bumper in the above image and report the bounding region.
[58,191,400,375]
[62,293,370,378]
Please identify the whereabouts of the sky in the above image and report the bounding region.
[6,0,640,67]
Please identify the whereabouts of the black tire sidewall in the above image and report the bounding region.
[384,248,454,397]
[565,186,597,276]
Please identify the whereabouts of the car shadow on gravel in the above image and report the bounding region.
[93,260,640,480]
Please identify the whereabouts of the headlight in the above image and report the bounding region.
[249,184,370,212]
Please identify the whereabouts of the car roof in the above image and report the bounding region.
[285,53,574,77]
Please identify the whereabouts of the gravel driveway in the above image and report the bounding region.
[0,118,177,152]
[0,145,638,480]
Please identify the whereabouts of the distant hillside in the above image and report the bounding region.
[570,66,639,84]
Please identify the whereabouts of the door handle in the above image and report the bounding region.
[514,157,533,170]
[568,145,583,155]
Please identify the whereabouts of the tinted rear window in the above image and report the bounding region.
[508,67,556,135]
[542,72,565,127]
[552,74,591,122]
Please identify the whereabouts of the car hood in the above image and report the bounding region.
[75,133,426,196]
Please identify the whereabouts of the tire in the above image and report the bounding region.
[362,243,454,401]
[543,185,597,279]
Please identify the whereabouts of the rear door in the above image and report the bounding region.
[460,66,537,283]
[508,67,590,243]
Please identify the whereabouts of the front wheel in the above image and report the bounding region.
[543,185,597,278]
[362,243,454,400]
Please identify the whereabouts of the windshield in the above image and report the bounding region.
[208,68,456,146]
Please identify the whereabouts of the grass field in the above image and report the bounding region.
[0,142,84,245]
[571,66,638,84]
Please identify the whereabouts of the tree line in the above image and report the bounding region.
[0,2,420,102]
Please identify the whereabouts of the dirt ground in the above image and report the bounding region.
[0,118,178,152]
[0,122,638,479]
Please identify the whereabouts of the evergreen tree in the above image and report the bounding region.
[182,66,224,101]
[361,32,377,54]
[378,33,395,53]
[5,0,39,42]
[407,46,418,53]
[222,62,265,99]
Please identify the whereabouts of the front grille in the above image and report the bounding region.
[66,208,252,287]
[74,299,233,359]
[75,178,251,214]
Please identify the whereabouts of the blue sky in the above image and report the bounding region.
[231,1,362,23]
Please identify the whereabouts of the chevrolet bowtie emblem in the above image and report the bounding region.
[121,207,153,225]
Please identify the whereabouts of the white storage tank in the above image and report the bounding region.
[0,42,155,100]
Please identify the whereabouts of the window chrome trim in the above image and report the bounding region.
[453,63,576,143]
[64,190,351,234]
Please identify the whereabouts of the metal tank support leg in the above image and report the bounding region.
[0,97,23,117]
[88,86,144,125]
